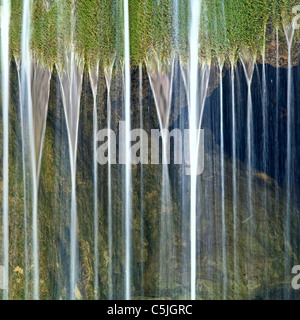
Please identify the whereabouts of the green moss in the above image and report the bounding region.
[31,0,61,68]
[129,0,152,66]
[75,0,119,69]
[10,0,22,59]
[8,0,300,69]
[129,1,176,64]
[175,1,189,63]
[222,0,269,61]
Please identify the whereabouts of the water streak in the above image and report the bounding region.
[261,26,270,296]
[146,53,175,297]
[240,51,256,297]
[189,0,201,298]
[181,60,210,299]
[104,59,115,299]
[230,60,238,297]
[124,0,132,300]
[15,59,29,298]
[275,28,280,219]
[20,0,44,299]
[31,61,52,181]
[57,52,83,299]
[139,63,145,297]
[218,60,227,299]
[1,0,11,300]
[89,64,99,299]
[283,19,295,295]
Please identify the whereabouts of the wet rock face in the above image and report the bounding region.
[141,128,300,299]
[199,135,300,299]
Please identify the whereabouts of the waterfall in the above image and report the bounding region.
[274,27,281,245]
[55,0,84,302]
[181,9,210,300]
[2,0,300,301]
[146,53,175,297]
[181,60,210,299]
[146,54,175,142]
[138,63,145,296]
[261,26,270,295]
[19,26,51,302]
[275,27,280,217]
[89,64,99,300]
[15,59,30,298]
[31,60,52,298]
[230,60,238,298]
[20,0,45,299]
[1,0,10,299]
[262,27,268,178]
[123,0,131,300]
[20,3,33,295]
[182,40,211,299]
[240,51,256,297]
[189,0,201,299]
[104,60,114,299]
[283,20,295,295]
[240,52,256,201]
[57,53,83,299]
[179,62,189,300]
[218,59,227,299]
[30,60,52,179]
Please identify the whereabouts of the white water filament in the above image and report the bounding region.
[1,0,10,300]
[124,0,132,300]
[146,53,175,297]
[89,64,99,300]
[230,61,238,298]
[15,59,30,299]
[139,63,145,296]
[240,51,256,298]
[218,60,227,299]
[57,52,83,299]
[189,0,201,300]
[20,0,43,300]
[283,20,294,294]
[104,60,114,299]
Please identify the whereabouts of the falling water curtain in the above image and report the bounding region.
[0,0,300,300]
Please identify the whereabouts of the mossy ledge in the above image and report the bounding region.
[8,0,300,71]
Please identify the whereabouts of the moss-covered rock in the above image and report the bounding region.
[7,1,300,69]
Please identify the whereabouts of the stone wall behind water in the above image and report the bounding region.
[0,59,299,299]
